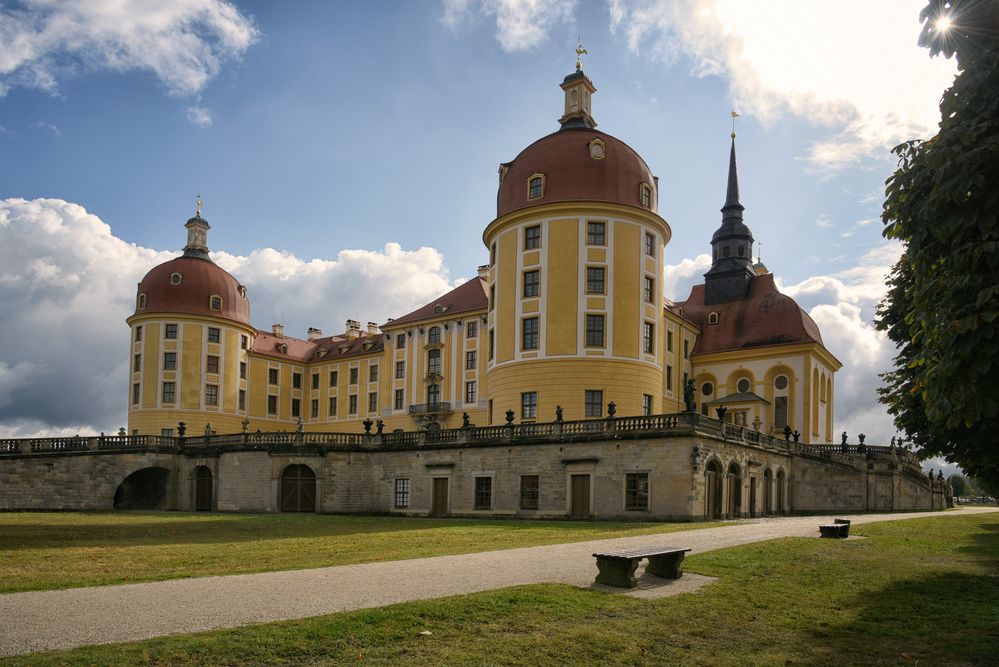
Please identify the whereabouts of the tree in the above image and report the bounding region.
[877,0,999,484]
[947,474,969,496]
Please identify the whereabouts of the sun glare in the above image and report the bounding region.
[935,16,953,32]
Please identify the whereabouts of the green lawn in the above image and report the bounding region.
[0,512,722,593]
[5,513,997,666]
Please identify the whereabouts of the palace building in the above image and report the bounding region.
[126,64,840,445]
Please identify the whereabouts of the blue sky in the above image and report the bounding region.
[0,1,960,464]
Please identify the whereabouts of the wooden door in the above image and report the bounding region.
[281,464,316,513]
[749,478,757,518]
[570,474,590,519]
[706,471,718,519]
[431,478,449,517]
[194,466,213,512]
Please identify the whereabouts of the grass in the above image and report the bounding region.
[0,512,723,593]
[4,512,997,666]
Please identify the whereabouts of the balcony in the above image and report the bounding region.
[408,402,453,415]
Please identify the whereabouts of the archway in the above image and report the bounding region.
[705,459,723,520]
[281,464,317,513]
[763,468,773,515]
[776,468,787,514]
[114,467,169,509]
[194,466,213,512]
[726,462,742,517]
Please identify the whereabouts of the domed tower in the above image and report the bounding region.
[482,63,672,422]
[126,204,255,436]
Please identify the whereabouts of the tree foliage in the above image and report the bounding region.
[877,0,999,483]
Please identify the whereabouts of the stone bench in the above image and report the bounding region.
[819,519,851,539]
[592,546,692,588]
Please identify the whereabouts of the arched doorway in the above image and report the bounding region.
[763,469,773,515]
[281,464,317,513]
[726,462,742,518]
[776,469,787,514]
[194,466,213,512]
[114,467,170,509]
[705,460,723,520]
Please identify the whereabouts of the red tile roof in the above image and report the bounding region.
[135,256,250,326]
[251,331,384,362]
[677,273,824,355]
[385,277,488,327]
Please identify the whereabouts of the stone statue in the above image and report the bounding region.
[607,401,617,417]
[462,412,471,429]
[241,418,250,434]
[505,409,515,425]
[683,379,696,412]
[783,425,792,441]
[362,418,373,434]
[715,406,727,422]
[858,433,866,445]
[752,416,762,432]
[841,431,848,445]
[118,427,127,436]
[204,422,212,437]
[792,430,801,443]
[296,417,304,434]
[555,405,564,422]
[376,419,384,435]
[177,421,186,437]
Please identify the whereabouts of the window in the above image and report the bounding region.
[395,361,405,379]
[643,394,653,416]
[589,138,605,159]
[667,365,673,392]
[209,295,222,311]
[268,368,279,385]
[523,270,540,298]
[489,329,495,360]
[427,384,441,404]
[368,392,378,413]
[268,395,278,415]
[586,267,605,294]
[311,373,319,390]
[291,398,300,417]
[520,475,540,510]
[394,478,410,508]
[775,396,788,429]
[641,185,652,209]
[528,175,544,199]
[707,312,719,325]
[311,398,319,418]
[522,317,539,350]
[165,323,178,339]
[702,382,714,396]
[349,394,358,414]
[467,321,478,338]
[427,348,442,375]
[205,384,218,406]
[369,365,378,382]
[643,322,655,354]
[135,326,143,341]
[626,473,650,510]
[132,383,140,404]
[587,221,605,245]
[585,390,603,417]
[490,242,497,265]
[240,334,248,350]
[238,389,246,411]
[585,314,605,348]
[645,232,656,257]
[133,354,141,372]
[521,391,537,419]
[330,370,338,387]
[644,276,655,303]
[428,326,442,344]
[667,330,673,352]
[162,382,176,403]
[475,476,492,510]
[394,389,404,410]
[170,272,182,285]
[465,381,477,404]
[775,375,789,390]
[737,378,751,393]
[163,352,177,370]
[240,361,247,379]
[206,355,219,374]
[207,327,220,344]
[292,372,302,389]
[524,225,541,249]
[397,333,406,348]
[349,368,359,384]
[683,339,689,358]
[466,350,477,370]
[329,396,338,416]
[137,294,147,309]
[489,285,495,311]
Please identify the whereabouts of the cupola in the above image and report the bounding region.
[558,41,597,130]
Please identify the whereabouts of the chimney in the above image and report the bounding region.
[367,321,380,335]
[346,319,361,340]
[272,324,284,338]
[477,264,490,280]
[307,327,323,342]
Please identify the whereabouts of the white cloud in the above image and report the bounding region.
[442,0,576,51]
[185,105,213,127]
[0,0,258,98]
[30,120,61,137]
[663,252,711,301]
[608,0,957,171]
[0,198,459,436]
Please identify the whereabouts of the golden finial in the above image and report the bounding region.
[195,193,202,217]
[730,110,740,139]
[575,36,588,71]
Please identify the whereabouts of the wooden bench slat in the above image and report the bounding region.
[592,546,690,558]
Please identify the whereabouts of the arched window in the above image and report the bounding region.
[209,295,222,311]
[528,174,544,200]
[726,462,742,517]
[640,184,653,209]
[723,246,731,258]
[738,245,745,257]
[170,272,183,285]
[427,383,441,405]
[137,293,147,309]
[705,459,723,520]
[428,326,442,344]
[707,312,719,325]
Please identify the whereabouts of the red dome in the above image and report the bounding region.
[135,256,250,326]
[497,127,656,218]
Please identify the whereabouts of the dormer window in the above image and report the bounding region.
[498,163,509,185]
[588,138,605,160]
[707,312,719,325]
[528,174,545,200]
[433,304,445,316]
[278,343,288,354]
[238,286,247,299]
[209,295,222,311]
[170,272,182,285]
[137,293,147,309]
[640,184,653,209]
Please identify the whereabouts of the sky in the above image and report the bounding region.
[0,1,960,470]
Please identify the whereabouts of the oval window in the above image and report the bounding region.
[170,272,182,285]
[701,382,714,396]
[737,378,751,393]
[775,375,788,390]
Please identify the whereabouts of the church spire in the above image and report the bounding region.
[723,137,744,216]
[558,39,597,130]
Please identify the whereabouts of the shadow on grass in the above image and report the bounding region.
[803,571,999,665]
[0,512,675,551]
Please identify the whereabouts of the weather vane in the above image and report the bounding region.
[757,240,763,264]
[195,193,202,217]
[730,110,740,139]
[575,36,588,71]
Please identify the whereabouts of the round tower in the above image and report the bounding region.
[126,204,255,436]
[482,66,672,422]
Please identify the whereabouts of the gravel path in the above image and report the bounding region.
[1,507,995,657]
